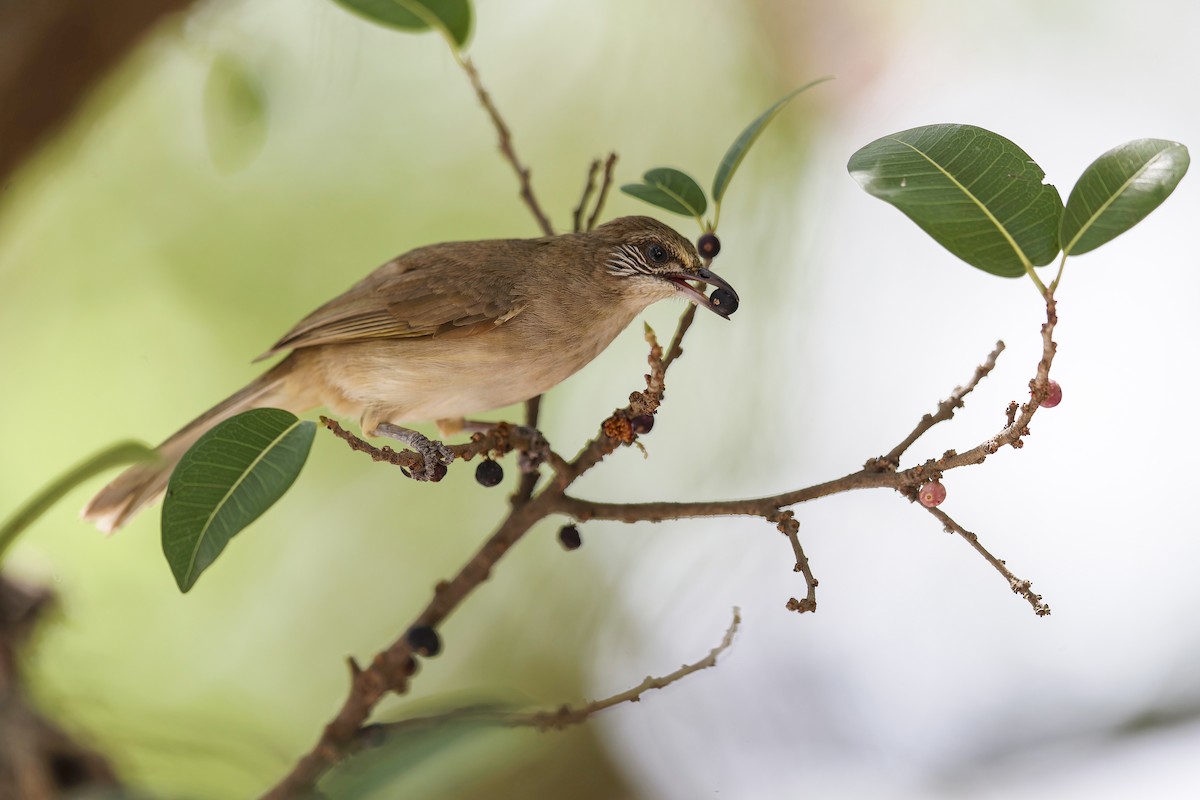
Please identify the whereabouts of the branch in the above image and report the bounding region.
[270,296,1060,794]
[925,506,1050,616]
[772,512,817,613]
[457,56,554,236]
[359,607,741,742]
[571,159,600,233]
[585,152,619,232]
[869,340,1005,471]
[564,323,668,482]
[321,417,569,481]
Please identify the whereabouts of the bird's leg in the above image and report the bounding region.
[372,423,455,481]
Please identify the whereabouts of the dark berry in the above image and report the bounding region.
[1040,380,1062,408]
[429,463,448,482]
[697,232,721,258]
[631,414,655,434]
[709,287,738,315]
[475,459,503,487]
[558,524,582,551]
[406,625,441,657]
[918,481,947,508]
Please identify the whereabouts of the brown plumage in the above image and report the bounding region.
[82,216,738,532]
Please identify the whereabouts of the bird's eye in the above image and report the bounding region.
[645,243,668,264]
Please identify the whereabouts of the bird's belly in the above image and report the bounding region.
[298,324,622,431]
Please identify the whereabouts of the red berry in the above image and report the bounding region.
[1040,380,1062,408]
[918,481,946,508]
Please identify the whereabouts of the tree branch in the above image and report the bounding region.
[457,56,554,236]
[925,506,1050,616]
[869,340,1005,471]
[585,152,618,232]
[358,607,741,743]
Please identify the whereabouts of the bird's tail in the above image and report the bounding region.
[82,357,299,533]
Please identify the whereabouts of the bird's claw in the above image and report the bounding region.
[373,423,455,481]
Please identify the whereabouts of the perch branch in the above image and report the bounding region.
[272,256,1060,797]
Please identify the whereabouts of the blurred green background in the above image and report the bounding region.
[0,1,821,796]
[5,1,1200,798]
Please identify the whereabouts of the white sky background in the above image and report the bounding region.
[593,1,1200,798]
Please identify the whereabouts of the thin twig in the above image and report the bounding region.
[321,417,569,479]
[869,340,1006,471]
[771,512,817,613]
[572,159,600,233]
[662,305,697,372]
[458,56,554,236]
[585,152,618,232]
[360,608,741,742]
[925,506,1050,616]
[565,324,667,482]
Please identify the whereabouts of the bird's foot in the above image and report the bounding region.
[372,423,455,481]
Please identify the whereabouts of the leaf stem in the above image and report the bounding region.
[0,441,155,561]
[1049,252,1067,294]
[1024,261,1049,298]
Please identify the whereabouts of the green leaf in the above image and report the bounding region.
[1060,139,1189,256]
[320,707,503,797]
[712,77,831,203]
[203,53,268,174]
[331,0,473,48]
[162,409,315,592]
[847,124,1064,277]
[642,168,707,218]
[621,183,695,217]
[0,442,156,562]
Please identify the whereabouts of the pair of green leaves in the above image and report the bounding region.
[332,0,473,49]
[847,125,1189,278]
[621,78,831,231]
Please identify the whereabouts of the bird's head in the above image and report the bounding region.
[591,216,739,318]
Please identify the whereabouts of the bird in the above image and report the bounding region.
[81,215,739,533]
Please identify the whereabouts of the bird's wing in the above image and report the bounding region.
[254,243,529,361]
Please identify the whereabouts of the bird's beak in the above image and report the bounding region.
[665,266,740,319]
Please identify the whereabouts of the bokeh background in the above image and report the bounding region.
[2,0,1199,797]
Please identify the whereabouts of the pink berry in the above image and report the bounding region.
[1040,380,1062,408]
[918,481,946,508]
